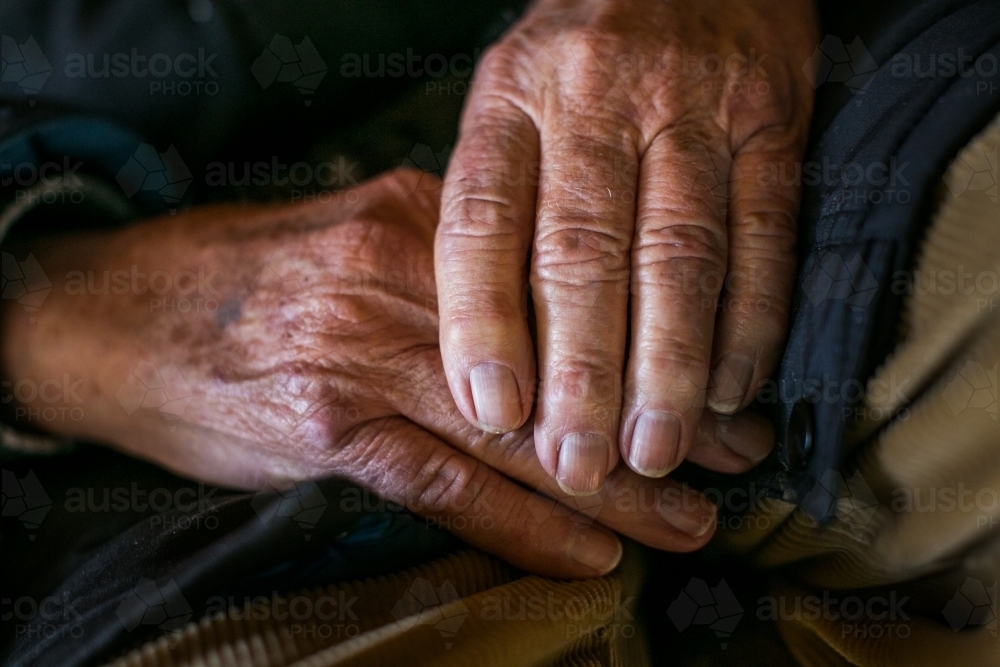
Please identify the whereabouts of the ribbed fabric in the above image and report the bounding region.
[105,545,648,667]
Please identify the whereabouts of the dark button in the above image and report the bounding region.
[786,399,815,470]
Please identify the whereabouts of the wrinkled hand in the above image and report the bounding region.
[1,170,774,578]
[437,0,817,494]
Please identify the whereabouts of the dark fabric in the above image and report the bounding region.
[1,447,459,667]
[1,0,526,167]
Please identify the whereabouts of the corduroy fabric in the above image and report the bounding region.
[104,545,648,667]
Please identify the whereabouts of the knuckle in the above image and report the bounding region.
[336,418,403,484]
[380,344,448,412]
[443,290,523,345]
[440,186,524,234]
[380,167,423,192]
[632,337,711,390]
[558,25,629,68]
[547,126,636,167]
[411,452,492,517]
[545,356,622,412]
[476,42,523,82]
[490,429,539,470]
[724,294,790,339]
[645,334,709,370]
[633,222,727,286]
[533,223,630,282]
[661,122,729,158]
[379,169,442,213]
[732,212,797,250]
[497,496,543,545]
[269,375,361,459]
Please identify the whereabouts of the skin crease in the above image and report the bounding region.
[1,170,776,579]
[437,0,818,495]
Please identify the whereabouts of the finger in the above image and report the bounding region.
[386,347,719,552]
[685,410,775,474]
[620,131,729,479]
[598,469,717,547]
[436,94,539,435]
[340,418,623,578]
[530,118,638,496]
[707,134,800,413]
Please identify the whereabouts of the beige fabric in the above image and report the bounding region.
[105,546,648,667]
[106,117,999,667]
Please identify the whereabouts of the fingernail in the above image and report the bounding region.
[657,488,716,537]
[469,362,522,433]
[566,526,623,574]
[628,410,681,477]
[556,433,609,496]
[708,354,755,414]
[717,415,772,464]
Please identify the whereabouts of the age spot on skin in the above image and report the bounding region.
[215,297,243,328]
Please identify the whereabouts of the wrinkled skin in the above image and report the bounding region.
[1,170,774,578]
[437,0,817,494]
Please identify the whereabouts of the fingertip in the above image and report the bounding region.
[707,353,755,414]
[566,525,623,576]
[716,412,774,465]
[655,485,718,543]
[556,433,611,496]
[469,361,524,433]
[626,410,680,478]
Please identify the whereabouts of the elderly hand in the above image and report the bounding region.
[436,0,817,494]
[1,170,774,578]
